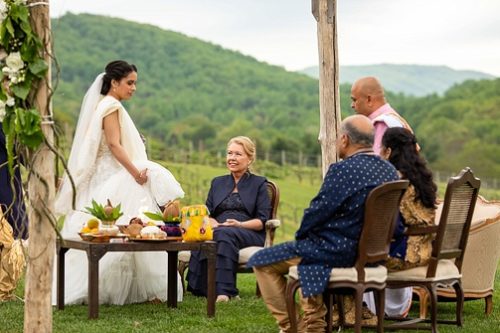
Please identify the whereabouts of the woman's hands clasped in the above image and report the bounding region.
[210,218,242,229]
[220,218,242,228]
[135,168,148,185]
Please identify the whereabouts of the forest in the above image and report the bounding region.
[51,14,499,178]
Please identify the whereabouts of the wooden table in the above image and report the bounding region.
[56,238,216,319]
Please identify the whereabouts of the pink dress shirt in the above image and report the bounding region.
[368,103,406,154]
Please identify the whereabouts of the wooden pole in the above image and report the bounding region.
[312,0,341,177]
[24,1,55,332]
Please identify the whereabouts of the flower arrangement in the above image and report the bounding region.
[0,0,48,170]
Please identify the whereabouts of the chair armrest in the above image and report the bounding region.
[264,219,281,248]
[404,225,438,236]
[266,219,281,229]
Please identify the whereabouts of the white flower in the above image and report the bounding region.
[5,51,24,72]
[0,1,7,15]
[6,96,15,107]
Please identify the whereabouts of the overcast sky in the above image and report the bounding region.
[50,0,500,76]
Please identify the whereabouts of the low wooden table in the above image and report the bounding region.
[56,238,217,319]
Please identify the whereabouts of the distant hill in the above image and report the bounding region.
[299,64,494,96]
[51,13,322,161]
[50,14,500,177]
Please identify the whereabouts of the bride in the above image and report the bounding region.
[53,60,185,305]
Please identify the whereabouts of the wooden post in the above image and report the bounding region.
[312,0,341,177]
[24,1,55,333]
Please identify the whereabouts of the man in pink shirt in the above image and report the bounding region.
[350,76,414,154]
[350,76,415,317]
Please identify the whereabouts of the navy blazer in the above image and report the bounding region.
[206,172,271,226]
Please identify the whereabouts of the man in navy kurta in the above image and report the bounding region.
[248,115,398,333]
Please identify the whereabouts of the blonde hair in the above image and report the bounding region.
[227,136,256,163]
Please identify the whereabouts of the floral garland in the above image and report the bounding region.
[0,0,47,170]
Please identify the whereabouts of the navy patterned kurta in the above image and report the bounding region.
[248,153,398,297]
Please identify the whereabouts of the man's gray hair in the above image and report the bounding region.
[341,121,374,147]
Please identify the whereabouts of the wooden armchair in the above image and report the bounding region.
[178,180,281,295]
[385,168,481,333]
[286,180,409,333]
[414,195,500,317]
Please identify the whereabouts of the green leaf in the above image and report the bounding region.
[14,109,44,149]
[143,211,164,221]
[18,131,44,149]
[5,18,15,37]
[2,119,16,176]
[0,22,9,44]
[29,58,48,77]
[11,83,31,100]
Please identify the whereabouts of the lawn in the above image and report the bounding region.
[1,162,498,332]
[1,268,499,332]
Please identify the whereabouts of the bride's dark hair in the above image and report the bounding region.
[382,127,437,208]
[101,60,137,95]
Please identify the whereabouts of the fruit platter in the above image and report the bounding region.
[78,199,183,242]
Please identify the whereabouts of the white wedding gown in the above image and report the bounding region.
[52,94,185,305]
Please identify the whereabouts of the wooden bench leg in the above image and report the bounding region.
[485,295,493,315]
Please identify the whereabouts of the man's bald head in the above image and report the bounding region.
[350,76,387,116]
[337,115,374,158]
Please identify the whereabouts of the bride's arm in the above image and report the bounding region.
[103,111,148,185]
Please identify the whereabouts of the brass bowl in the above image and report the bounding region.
[78,233,111,243]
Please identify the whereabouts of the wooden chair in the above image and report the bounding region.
[178,180,281,295]
[285,180,409,333]
[385,168,481,333]
[414,195,500,318]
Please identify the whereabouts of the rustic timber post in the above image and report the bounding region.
[24,1,55,332]
[312,0,341,177]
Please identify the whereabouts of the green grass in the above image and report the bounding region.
[2,162,498,332]
[1,269,499,333]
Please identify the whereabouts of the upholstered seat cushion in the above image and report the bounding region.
[288,265,387,283]
[178,246,264,265]
[238,246,263,264]
[387,259,461,282]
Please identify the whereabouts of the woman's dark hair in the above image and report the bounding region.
[100,60,137,95]
[382,127,437,208]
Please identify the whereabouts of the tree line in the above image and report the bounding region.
[51,13,499,178]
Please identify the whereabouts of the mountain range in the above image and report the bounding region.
[299,64,494,96]
[50,13,500,178]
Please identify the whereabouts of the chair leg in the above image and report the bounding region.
[452,281,464,327]
[415,287,429,319]
[354,289,363,333]
[285,278,301,333]
[375,289,385,333]
[485,295,493,315]
[427,285,438,333]
[337,294,346,329]
[178,260,188,293]
[324,291,333,333]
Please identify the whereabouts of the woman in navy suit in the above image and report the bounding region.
[187,136,271,302]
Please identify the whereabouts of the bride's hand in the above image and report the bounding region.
[135,168,148,185]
